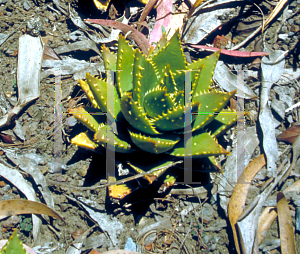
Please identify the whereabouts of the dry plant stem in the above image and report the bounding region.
[47,160,183,190]
[278,134,300,186]
[138,0,158,31]
[259,154,291,191]
[237,155,290,222]
[233,0,288,50]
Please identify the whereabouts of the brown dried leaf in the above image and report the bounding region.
[257,207,278,245]
[258,180,300,244]
[0,199,65,223]
[228,154,266,254]
[43,45,60,60]
[277,192,297,254]
[85,19,150,54]
[277,124,300,144]
[0,133,14,144]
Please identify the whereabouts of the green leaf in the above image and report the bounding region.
[206,109,237,137]
[116,35,135,96]
[69,107,104,133]
[169,131,230,157]
[189,50,220,94]
[143,88,174,118]
[102,45,117,71]
[94,123,134,153]
[133,50,158,107]
[0,230,28,254]
[121,93,161,135]
[128,128,179,154]
[152,102,199,131]
[192,90,236,132]
[151,30,186,80]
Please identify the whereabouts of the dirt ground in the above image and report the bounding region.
[0,0,299,253]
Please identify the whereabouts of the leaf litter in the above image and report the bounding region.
[0,0,299,253]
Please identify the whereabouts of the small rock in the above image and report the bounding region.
[278,34,288,40]
[290,1,297,7]
[201,203,215,221]
[0,0,8,3]
[48,13,56,21]
[288,31,295,37]
[296,19,300,25]
[2,184,10,192]
[280,26,288,33]
[23,1,31,11]
[65,116,77,127]
[290,24,300,33]
[281,44,288,51]
[288,18,294,25]
[2,215,19,229]
[124,238,139,252]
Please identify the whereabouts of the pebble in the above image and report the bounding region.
[278,34,288,40]
[201,203,215,221]
[2,215,19,229]
[290,24,300,32]
[296,19,300,25]
[288,31,295,37]
[280,26,288,33]
[2,184,10,192]
[23,1,31,11]
[288,19,294,25]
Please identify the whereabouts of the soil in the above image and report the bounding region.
[0,0,299,254]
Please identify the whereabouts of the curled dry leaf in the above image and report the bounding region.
[0,133,14,144]
[276,124,300,144]
[149,0,172,45]
[257,207,278,245]
[258,180,300,245]
[43,45,60,60]
[277,192,297,254]
[228,154,266,254]
[85,19,150,54]
[190,45,269,57]
[0,200,65,223]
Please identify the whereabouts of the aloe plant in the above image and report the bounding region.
[0,230,28,254]
[69,31,237,198]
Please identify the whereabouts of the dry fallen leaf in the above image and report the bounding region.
[257,179,300,245]
[43,45,60,60]
[190,45,269,57]
[85,19,150,54]
[89,249,101,254]
[228,154,266,254]
[0,133,14,144]
[277,124,300,144]
[277,192,297,254]
[257,207,278,245]
[0,200,65,223]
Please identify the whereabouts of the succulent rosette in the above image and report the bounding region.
[69,31,237,199]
